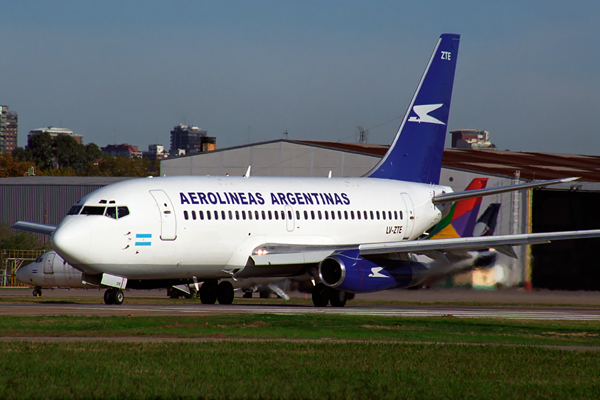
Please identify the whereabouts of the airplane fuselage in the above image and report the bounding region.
[52,176,450,281]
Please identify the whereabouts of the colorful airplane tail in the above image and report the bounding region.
[427,178,488,239]
[366,33,460,184]
[473,203,501,237]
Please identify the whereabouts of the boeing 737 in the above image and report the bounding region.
[14,33,600,306]
[14,178,491,300]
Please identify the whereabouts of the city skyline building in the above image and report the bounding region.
[101,143,142,159]
[450,129,497,150]
[28,126,83,145]
[0,105,18,152]
[170,124,216,155]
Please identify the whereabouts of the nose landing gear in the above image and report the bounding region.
[103,288,125,305]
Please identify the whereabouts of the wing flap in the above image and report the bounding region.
[250,243,354,266]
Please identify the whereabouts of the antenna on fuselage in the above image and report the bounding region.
[244,166,251,178]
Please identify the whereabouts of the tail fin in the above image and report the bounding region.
[473,203,501,237]
[366,33,460,183]
[427,178,487,239]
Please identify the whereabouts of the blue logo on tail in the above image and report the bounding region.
[366,33,460,184]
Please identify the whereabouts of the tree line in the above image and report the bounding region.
[1,132,159,178]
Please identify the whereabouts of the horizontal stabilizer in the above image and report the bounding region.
[11,221,57,235]
[432,177,579,204]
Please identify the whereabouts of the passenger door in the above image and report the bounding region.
[44,253,55,274]
[149,190,177,240]
[401,193,415,239]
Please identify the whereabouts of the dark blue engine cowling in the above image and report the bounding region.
[318,249,430,293]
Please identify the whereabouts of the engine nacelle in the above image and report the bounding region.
[318,249,430,293]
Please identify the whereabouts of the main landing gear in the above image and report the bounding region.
[104,288,125,305]
[199,279,234,305]
[312,283,351,307]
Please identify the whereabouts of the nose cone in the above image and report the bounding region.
[16,263,32,285]
[51,218,91,266]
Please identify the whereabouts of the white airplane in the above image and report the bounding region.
[14,178,490,300]
[16,251,87,297]
[15,251,194,301]
[13,33,600,307]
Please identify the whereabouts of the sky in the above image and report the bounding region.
[2,0,600,154]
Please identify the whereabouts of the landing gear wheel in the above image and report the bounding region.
[312,283,330,307]
[329,289,347,307]
[200,280,218,304]
[217,281,234,305]
[32,288,42,297]
[259,291,269,299]
[113,289,125,305]
[104,289,115,305]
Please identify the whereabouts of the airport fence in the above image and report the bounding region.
[0,249,44,287]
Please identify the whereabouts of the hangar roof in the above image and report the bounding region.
[300,141,600,183]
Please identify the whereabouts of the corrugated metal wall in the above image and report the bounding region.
[1,178,132,239]
[160,140,381,178]
[1,184,106,228]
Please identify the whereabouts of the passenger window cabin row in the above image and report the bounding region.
[183,209,404,222]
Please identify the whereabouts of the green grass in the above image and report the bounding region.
[1,314,600,348]
[1,341,599,399]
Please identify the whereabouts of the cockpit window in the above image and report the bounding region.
[81,206,106,215]
[67,205,82,215]
[73,205,129,219]
[35,256,43,263]
[105,207,117,219]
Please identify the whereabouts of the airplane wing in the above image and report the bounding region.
[359,229,600,258]
[11,221,57,235]
[432,177,579,204]
[251,229,600,266]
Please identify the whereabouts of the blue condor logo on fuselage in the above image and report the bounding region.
[179,192,350,206]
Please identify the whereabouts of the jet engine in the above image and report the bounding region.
[318,249,430,293]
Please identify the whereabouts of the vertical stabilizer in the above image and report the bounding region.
[366,33,460,183]
[473,203,501,237]
[427,178,488,239]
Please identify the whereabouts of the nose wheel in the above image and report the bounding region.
[104,288,125,305]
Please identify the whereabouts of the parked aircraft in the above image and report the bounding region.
[16,251,86,297]
[13,33,600,306]
[14,178,491,300]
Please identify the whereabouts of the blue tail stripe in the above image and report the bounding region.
[366,33,460,184]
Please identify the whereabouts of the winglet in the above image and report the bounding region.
[366,33,460,184]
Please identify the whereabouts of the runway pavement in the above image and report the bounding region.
[1,303,600,320]
[2,288,600,320]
